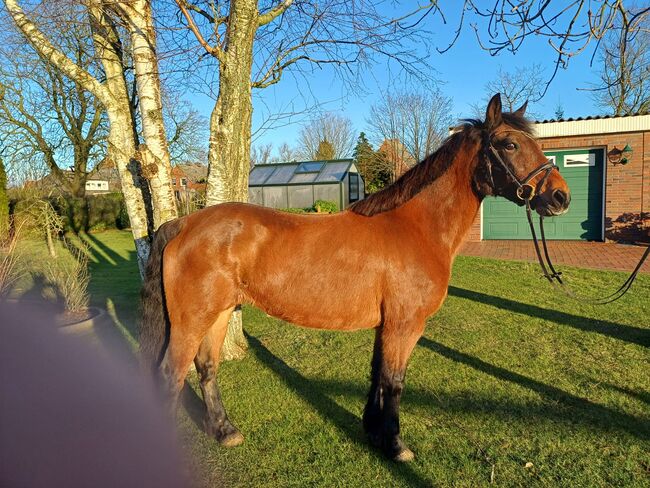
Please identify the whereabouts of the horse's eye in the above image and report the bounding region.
[505,142,516,151]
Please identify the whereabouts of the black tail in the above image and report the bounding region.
[139,218,184,374]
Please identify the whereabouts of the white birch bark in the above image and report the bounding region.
[120,0,177,228]
[4,0,151,274]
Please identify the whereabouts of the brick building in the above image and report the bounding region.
[467,113,649,243]
[170,163,208,200]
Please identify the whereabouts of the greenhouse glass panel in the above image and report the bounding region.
[296,162,324,173]
[248,187,263,205]
[314,184,340,205]
[249,165,276,185]
[289,172,318,184]
[288,185,313,208]
[265,165,296,184]
[315,162,349,182]
[263,186,288,208]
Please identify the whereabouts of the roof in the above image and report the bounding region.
[249,159,354,186]
[174,163,208,182]
[534,111,648,124]
[533,112,649,138]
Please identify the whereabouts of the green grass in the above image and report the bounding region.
[82,231,650,487]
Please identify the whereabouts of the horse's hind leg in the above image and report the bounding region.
[364,319,425,462]
[194,307,243,447]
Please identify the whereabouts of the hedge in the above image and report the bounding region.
[13,193,130,233]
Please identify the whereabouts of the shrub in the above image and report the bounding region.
[312,200,338,213]
[44,240,90,312]
[13,193,130,233]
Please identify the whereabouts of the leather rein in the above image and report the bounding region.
[487,140,649,304]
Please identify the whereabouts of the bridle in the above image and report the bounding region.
[486,132,649,304]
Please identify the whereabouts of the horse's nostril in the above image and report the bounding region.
[552,189,570,208]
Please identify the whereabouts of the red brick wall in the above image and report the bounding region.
[465,130,649,242]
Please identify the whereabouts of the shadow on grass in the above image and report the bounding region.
[418,337,650,441]
[80,232,140,338]
[246,333,432,486]
[448,286,650,347]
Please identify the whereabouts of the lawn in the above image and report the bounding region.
[83,231,649,486]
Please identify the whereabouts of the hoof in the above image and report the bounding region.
[219,430,244,448]
[393,447,415,463]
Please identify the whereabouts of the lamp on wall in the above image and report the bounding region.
[608,144,633,165]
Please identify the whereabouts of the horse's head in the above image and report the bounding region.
[477,94,570,216]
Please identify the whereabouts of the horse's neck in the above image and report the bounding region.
[399,142,482,255]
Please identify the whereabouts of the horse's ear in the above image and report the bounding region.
[514,101,528,116]
[485,93,503,129]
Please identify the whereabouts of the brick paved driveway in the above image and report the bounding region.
[460,240,650,274]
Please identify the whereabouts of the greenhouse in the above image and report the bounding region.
[248,159,365,210]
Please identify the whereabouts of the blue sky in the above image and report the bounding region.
[188,6,604,156]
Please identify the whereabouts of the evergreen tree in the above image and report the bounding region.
[0,158,8,239]
[353,132,392,193]
[315,139,335,160]
[353,132,375,183]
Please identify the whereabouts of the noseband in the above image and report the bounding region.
[484,130,648,304]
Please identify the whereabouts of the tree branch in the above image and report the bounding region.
[3,0,111,106]
[258,0,294,27]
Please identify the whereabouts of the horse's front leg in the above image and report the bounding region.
[362,327,383,446]
[364,319,424,462]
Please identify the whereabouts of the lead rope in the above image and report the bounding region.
[524,199,650,304]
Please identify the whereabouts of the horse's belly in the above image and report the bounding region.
[243,280,382,331]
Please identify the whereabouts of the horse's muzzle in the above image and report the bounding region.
[535,189,571,216]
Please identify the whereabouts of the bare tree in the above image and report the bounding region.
[250,142,272,167]
[298,112,356,160]
[163,89,208,164]
[470,64,544,119]
[0,28,106,198]
[590,22,649,115]
[367,88,453,165]
[277,142,298,162]
[457,2,649,96]
[107,0,178,226]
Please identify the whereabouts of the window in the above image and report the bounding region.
[349,173,359,202]
[181,178,188,187]
[296,162,324,173]
[172,178,177,185]
[563,153,595,167]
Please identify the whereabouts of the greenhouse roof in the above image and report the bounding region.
[249,159,354,186]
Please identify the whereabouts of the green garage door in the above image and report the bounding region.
[483,148,604,240]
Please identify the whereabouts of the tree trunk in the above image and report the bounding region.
[125,0,177,228]
[4,0,153,274]
[88,2,153,275]
[205,0,258,360]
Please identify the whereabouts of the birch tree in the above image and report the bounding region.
[109,0,177,226]
[3,0,154,272]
